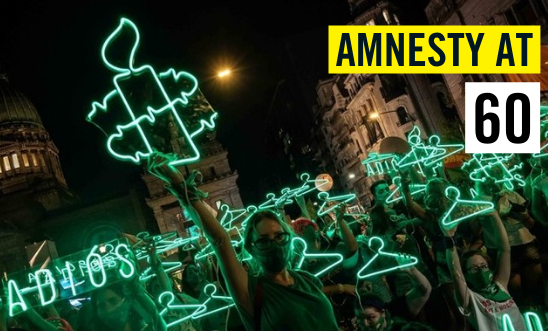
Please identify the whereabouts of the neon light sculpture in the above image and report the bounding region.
[362,152,399,177]
[87,17,217,165]
[356,236,419,279]
[258,192,293,210]
[158,291,203,328]
[277,173,331,201]
[523,312,543,331]
[394,126,445,169]
[461,153,525,190]
[291,237,344,277]
[533,131,548,159]
[316,192,356,216]
[440,186,494,229]
[8,280,27,316]
[191,284,235,320]
[384,176,426,205]
[422,135,465,167]
[501,313,517,331]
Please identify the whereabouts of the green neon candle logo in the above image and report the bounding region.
[87,18,217,165]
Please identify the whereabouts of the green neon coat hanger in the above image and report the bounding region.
[218,204,248,229]
[533,131,548,159]
[191,283,235,320]
[356,236,419,279]
[462,153,524,190]
[422,135,465,167]
[316,192,356,216]
[440,186,494,229]
[87,17,217,165]
[291,237,344,277]
[258,192,294,210]
[158,291,204,328]
[195,226,243,261]
[384,176,426,205]
[140,261,183,282]
[279,173,330,199]
[394,126,446,169]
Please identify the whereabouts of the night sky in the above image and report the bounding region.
[0,0,351,204]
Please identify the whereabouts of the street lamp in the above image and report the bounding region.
[217,69,231,78]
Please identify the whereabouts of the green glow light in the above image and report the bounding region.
[461,153,525,190]
[523,312,543,331]
[114,244,135,278]
[440,186,494,229]
[158,291,203,328]
[35,270,57,306]
[422,135,465,167]
[87,18,217,165]
[395,126,446,169]
[356,236,419,279]
[258,192,293,210]
[191,283,235,320]
[291,237,344,277]
[140,261,183,282]
[316,192,356,216]
[501,313,517,331]
[533,131,548,159]
[384,176,426,205]
[361,152,398,177]
[278,173,331,201]
[8,280,27,316]
[86,246,107,288]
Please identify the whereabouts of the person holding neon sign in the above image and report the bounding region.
[147,152,339,331]
[440,209,527,331]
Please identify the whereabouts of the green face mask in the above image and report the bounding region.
[465,270,512,302]
[465,269,493,290]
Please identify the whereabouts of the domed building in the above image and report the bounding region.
[0,77,77,210]
[0,75,78,273]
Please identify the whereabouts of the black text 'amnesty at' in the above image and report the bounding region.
[328,26,540,74]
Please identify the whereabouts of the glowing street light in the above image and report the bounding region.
[369,112,380,120]
[349,173,356,179]
[217,69,231,78]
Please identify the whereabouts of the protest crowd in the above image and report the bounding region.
[2,123,548,331]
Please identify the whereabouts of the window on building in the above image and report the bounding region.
[11,154,19,169]
[39,153,46,167]
[504,0,548,26]
[31,153,38,167]
[3,156,11,171]
[22,153,29,167]
[383,9,392,24]
[396,107,411,126]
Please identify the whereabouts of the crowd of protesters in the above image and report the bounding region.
[2,135,548,331]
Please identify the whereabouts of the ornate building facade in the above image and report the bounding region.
[312,1,454,206]
[0,76,78,273]
[141,90,243,238]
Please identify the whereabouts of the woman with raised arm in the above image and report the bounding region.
[440,210,527,331]
[148,152,338,331]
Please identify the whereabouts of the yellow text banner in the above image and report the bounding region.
[328,26,540,74]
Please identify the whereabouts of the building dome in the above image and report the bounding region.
[0,79,44,128]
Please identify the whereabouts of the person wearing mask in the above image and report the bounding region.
[441,209,527,331]
[353,265,432,331]
[147,152,339,331]
[88,281,166,331]
[474,178,544,307]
